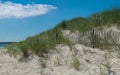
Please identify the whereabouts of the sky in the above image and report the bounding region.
[0,0,120,42]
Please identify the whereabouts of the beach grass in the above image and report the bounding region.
[6,8,120,58]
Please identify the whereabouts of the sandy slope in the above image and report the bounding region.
[0,48,41,75]
[0,44,120,75]
[41,44,120,75]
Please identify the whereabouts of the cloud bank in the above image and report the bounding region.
[0,2,56,18]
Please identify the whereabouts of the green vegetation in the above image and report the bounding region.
[6,8,120,58]
[72,57,80,71]
[7,27,71,58]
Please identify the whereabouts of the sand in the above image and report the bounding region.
[0,48,41,75]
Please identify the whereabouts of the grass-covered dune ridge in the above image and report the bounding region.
[6,8,120,58]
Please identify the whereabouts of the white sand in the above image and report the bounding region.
[1,44,120,75]
[0,48,41,75]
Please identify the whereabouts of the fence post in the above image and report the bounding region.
[92,29,95,48]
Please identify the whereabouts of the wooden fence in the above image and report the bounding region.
[78,29,120,49]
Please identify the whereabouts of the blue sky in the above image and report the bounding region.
[0,0,120,42]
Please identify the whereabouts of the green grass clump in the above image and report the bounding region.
[7,41,29,58]
[6,8,120,58]
[72,57,80,71]
[7,43,20,57]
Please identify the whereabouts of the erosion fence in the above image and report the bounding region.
[78,29,120,49]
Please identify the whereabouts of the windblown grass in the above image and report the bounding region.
[6,8,120,58]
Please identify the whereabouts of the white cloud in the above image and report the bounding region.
[0,1,56,18]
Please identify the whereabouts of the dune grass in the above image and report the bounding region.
[6,8,120,58]
[7,27,71,57]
